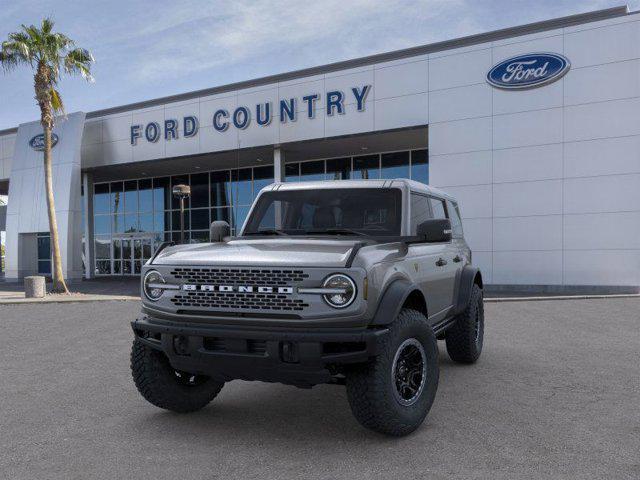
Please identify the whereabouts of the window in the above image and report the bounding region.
[190,173,209,208]
[411,150,429,185]
[447,200,463,238]
[253,166,274,196]
[381,151,410,180]
[300,160,325,182]
[244,188,402,236]
[353,155,380,179]
[37,232,51,275]
[410,193,432,235]
[326,158,350,180]
[210,171,231,207]
[430,197,447,219]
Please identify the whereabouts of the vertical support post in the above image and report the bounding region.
[274,146,286,183]
[273,147,285,230]
[82,172,94,279]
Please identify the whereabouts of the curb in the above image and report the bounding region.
[0,295,140,305]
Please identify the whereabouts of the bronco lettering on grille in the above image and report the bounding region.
[182,285,294,294]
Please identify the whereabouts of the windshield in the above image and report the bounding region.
[242,188,402,237]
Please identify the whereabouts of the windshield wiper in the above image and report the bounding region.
[244,229,288,236]
[305,228,367,237]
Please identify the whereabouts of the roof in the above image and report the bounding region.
[264,178,455,200]
[0,5,631,137]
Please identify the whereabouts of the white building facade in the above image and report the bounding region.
[0,5,639,293]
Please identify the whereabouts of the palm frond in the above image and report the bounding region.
[50,87,64,114]
[64,47,94,82]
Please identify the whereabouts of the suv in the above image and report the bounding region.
[131,179,484,436]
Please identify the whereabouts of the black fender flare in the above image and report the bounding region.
[454,266,483,315]
[371,278,423,326]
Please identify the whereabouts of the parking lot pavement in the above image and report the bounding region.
[1,298,639,480]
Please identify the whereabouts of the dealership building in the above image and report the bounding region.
[0,5,639,292]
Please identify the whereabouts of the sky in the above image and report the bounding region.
[0,0,638,130]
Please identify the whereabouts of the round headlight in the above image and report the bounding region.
[322,274,356,308]
[143,270,165,301]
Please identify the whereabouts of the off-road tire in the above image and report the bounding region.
[131,340,224,413]
[445,283,484,363]
[345,309,439,436]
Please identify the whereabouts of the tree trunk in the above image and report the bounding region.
[43,123,69,294]
[35,65,69,294]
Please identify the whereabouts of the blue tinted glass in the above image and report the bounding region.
[153,212,167,232]
[172,210,188,231]
[380,152,410,180]
[124,214,138,232]
[285,163,299,182]
[139,214,153,232]
[94,236,110,259]
[326,158,350,180]
[234,205,251,231]
[411,150,429,185]
[190,209,210,230]
[124,181,138,213]
[353,155,379,179]
[153,177,170,212]
[232,169,252,206]
[253,166,273,197]
[210,171,231,207]
[211,207,231,224]
[37,235,50,260]
[190,173,209,208]
[300,160,325,182]
[94,183,110,214]
[112,214,124,234]
[110,182,123,215]
[38,260,51,274]
[94,215,111,235]
[138,179,153,213]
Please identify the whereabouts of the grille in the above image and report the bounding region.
[171,291,309,311]
[170,267,309,286]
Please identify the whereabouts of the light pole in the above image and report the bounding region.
[172,184,191,244]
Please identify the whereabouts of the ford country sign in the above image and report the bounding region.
[29,133,59,151]
[487,53,570,90]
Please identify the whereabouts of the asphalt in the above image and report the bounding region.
[1,298,639,479]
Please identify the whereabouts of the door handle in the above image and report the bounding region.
[453,255,462,263]
[435,257,447,267]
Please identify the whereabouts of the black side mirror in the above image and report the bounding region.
[417,218,452,243]
[210,221,231,242]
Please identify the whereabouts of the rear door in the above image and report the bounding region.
[428,196,459,313]
[407,193,451,319]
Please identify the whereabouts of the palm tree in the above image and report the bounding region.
[0,18,93,293]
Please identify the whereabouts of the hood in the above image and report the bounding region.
[152,238,362,268]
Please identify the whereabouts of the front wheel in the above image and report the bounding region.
[131,340,224,413]
[345,309,439,436]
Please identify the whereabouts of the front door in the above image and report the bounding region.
[111,234,155,275]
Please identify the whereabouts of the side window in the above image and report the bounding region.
[447,200,463,238]
[430,197,447,220]
[410,193,432,234]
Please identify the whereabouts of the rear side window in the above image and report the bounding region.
[447,200,463,238]
[430,197,447,220]
[410,193,432,234]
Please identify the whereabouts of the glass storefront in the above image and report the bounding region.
[92,149,428,275]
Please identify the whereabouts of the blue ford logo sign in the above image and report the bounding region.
[487,53,570,90]
[29,133,59,151]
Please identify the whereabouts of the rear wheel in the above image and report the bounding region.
[131,340,224,413]
[445,283,484,363]
[345,309,439,436]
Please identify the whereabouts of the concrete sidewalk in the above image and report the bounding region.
[0,277,140,304]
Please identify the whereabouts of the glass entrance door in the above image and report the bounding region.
[111,234,155,275]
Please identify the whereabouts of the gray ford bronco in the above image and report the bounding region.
[131,179,484,436]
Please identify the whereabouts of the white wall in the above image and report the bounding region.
[429,14,640,288]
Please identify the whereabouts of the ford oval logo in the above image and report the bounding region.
[29,133,59,151]
[487,53,570,90]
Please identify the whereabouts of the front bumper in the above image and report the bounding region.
[132,316,389,387]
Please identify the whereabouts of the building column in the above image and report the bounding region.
[274,146,286,183]
[82,172,94,279]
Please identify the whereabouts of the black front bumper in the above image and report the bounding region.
[132,316,388,387]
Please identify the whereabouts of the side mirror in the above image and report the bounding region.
[417,218,452,243]
[210,221,231,242]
